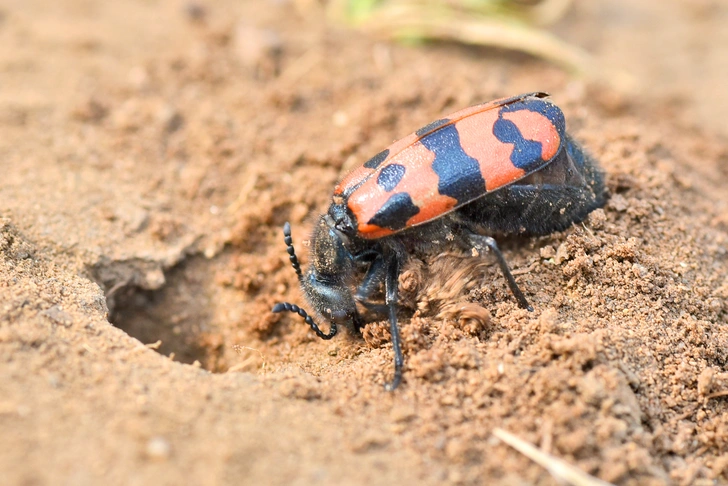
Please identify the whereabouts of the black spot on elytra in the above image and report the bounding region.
[500,96,564,133]
[377,164,406,192]
[364,149,390,169]
[420,124,486,205]
[415,118,450,138]
[367,193,420,231]
[492,118,544,170]
[496,97,565,172]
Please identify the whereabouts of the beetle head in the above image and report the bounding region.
[301,215,360,327]
[272,216,362,338]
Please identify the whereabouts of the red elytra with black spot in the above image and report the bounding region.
[273,92,606,391]
[334,92,566,239]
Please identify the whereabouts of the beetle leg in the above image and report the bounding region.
[383,251,404,391]
[355,255,385,300]
[464,232,533,312]
[352,255,389,321]
[356,299,390,323]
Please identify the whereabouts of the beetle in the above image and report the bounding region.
[273,92,606,390]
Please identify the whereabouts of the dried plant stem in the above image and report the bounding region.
[493,428,615,486]
[364,6,594,74]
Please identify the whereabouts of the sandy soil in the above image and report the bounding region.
[2,1,728,485]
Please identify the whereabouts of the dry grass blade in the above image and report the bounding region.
[493,428,615,486]
[362,6,594,74]
[326,0,635,90]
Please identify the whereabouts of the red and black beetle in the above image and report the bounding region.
[273,92,606,390]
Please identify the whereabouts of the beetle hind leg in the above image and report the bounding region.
[464,232,533,311]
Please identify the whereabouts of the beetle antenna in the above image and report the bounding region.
[272,302,337,340]
[282,222,303,280]
[274,223,336,340]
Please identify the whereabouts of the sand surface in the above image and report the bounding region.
[2,1,728,484]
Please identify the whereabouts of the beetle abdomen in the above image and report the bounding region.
[455,133,606,236]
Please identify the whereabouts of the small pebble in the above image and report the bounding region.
[146,436,171,460]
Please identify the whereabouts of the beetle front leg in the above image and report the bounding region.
[353,255,388,322]
[465,232,533,312]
